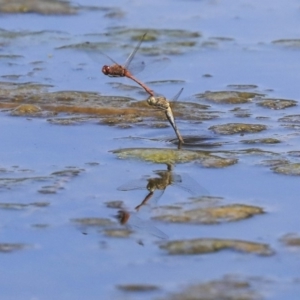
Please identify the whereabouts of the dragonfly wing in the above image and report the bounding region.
[171,173,182,183]
[117,179,146,191]
[124,32,147,69]
[172,173,209,197]
[126,60,146,75]
[137,57,171,79]
[86,49,119,65]
[128,213,168,239]
[150,189,165,204]
[172,88,184,102]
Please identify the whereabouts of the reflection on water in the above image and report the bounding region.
[114,164,208,239]
[115,210,168,240]
[118,164,209,210]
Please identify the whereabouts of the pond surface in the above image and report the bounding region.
[1,0,300,299]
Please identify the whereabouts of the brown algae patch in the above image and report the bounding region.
[112,148,204,164]
[271,162,300,176]
[159,238,274,256]
[280,233,300,248]
[0,166,84,193]
[0,82,137,111]
[0,202,49,210]
[260,159,290,167]
[38,167,85,194]
[116,284,160,292]
[0,0,78,15]
[112,148,237,167]
[256,98,297,110]
[56,41,116,51]
[109,28,201,39]
[209,123,267,135]
[103,228,132,238]
[66,28,200,56]
[0,243,29,253]
[105,200,124,209]
[100,114,143,128]
[231,107,251,118]
[0,175,49,190]
[279,114,300,124]
[272,39,300,48]
[72,217,132,238]
[201,157,238,168]
[0,81,51,98]
[31,224,49,229]
[47,117,92,126]
[154,204,264,224]
[71,218,115,227]
[11,104,43,116]
[227,84,258,90]
[170,102,218,122]
[160,276,261,300]
[240,138,281,144]
[0,82,215,126]
[146,79,185,85]
[195,91,261,104]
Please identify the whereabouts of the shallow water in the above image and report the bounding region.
[1,0,300,299]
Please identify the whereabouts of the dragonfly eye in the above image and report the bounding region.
[147,181,156,192]
[102,65,110,75]
[147,96,156,105]
[116,210,130,225]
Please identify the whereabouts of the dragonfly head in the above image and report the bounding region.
[147,96,157,106]
[146,180,156,192]
[102,65,110,75]
[116,210,130,225]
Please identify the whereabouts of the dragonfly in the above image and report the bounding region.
[115,210,168,240]
[118,164,209,211]
[101,32,154,96]
[147,88,184,144]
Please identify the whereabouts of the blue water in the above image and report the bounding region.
[0,1,300,299]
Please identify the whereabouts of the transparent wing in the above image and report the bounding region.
[86,38,169,77]
[172,173,209,197]
[172,87,184,102]
[124,32,147,69]
[169,173,182,184]
[86,49,119,65]
[126,212,168,239]
[137,57,170,79]
[87,48,146,75]
[117,178,150,191]
[125,60,146,75]
[153,87,183,104]
[148,189,165,204]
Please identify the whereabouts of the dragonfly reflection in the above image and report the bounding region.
[115,210,168,240]
[118,164,208,211]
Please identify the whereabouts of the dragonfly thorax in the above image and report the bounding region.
[102,64,125,77]
[147,96,170,110]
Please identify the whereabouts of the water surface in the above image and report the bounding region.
[1,0,300,299]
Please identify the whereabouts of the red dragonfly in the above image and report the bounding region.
[101,33,154,96]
